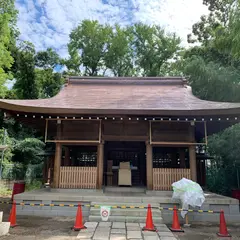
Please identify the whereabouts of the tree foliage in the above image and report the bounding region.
[184,56,240,102]
[184,0,240,196]
[0,0,18,97]
[68,20,112,76]
[133,23,181,76]
[13,42,63,99]
[104,25,134,76]
[207,124,240,195]
[67,20,181,77]
[35,48,60,69]
[36,69,63,98]
[13,41,38,99]
[188,0,237,44]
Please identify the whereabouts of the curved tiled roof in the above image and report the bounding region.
[1,76,240,116]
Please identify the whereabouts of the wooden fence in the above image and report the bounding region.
[153,168,191,190]
[59,167,97,189]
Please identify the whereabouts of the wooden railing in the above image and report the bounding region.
[59,167,97,189]
[153,168,191,190]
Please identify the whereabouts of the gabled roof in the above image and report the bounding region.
[1,76,240,116]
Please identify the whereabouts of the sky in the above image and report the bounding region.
[15,0,209,58]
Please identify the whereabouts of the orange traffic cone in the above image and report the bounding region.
[169,206,184,232]
[217,210,231,237]
[8,201,18,228]
[142,204,156,232]
[71,203,87,231]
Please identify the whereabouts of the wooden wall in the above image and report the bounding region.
[151,121,194,142]
[46,120,100,141]
[61,120,99,140]
[102,120,148,141]
[46,119,195,143]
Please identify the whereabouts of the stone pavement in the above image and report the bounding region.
[77,222,178,240]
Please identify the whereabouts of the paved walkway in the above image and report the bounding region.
[77,222,178,240]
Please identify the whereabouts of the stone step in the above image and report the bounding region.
[91,202,160,208]
[88,215,163,223]
[104,187,146,194]
[90,208,162,217]
[0,212,2,223]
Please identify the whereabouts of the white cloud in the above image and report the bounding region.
[15,0,209,57]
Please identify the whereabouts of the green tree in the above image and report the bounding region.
[104,25,135,76]
[35,69,64,98]
[11,138,45,180]
[0,0,18,97]
[35,48,60,69]
[133,23,181,76]
[188,0,237,44]
[68,20,112,76]
[13,41,38,99]
[207,123,240,195]
[35,48,64,98]
[184,55,240,102]
[13,45,63,99]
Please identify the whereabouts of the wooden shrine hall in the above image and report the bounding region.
[1,76,240,191]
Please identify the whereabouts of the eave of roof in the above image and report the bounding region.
[1,76,240,116]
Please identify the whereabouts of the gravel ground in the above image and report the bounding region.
[2,216,240,239]
[1,197,240,240]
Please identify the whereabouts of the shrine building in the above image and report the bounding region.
[1,76,240,191]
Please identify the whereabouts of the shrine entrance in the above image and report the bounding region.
[103,141,146,187]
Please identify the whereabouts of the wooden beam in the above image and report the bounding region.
[53,143,62,188]
[189,145,197,182]
[102,135,147,141]
[47,118,101,121]
[97,143,104,189]
[146,142,153,190]
[151,141,206,146]
[46,140,100,143]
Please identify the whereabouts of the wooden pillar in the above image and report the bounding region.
[97,143,104,189]
[189,145,197,182]
[53,143,62,188]
[146,142,153,190]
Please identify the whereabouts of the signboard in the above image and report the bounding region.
[100,206,111,221]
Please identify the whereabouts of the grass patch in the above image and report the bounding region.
[25,179,42,191]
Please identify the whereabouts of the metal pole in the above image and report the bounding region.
[0,129,7,180]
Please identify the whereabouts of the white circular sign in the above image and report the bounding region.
[102,210,108,217]
[100,206,111,221]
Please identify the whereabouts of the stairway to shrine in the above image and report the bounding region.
[89,201,163,223]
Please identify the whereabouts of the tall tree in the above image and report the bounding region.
[104,25,135,76]
[35,48,64,98]
[68,20,112,76]
[184,55,240,102]
[0,0,18,97]
[133,23,181,76]
[35,69,63,98]
[13,41,38,99]
[188,0,237,44]
[35,48,60,69]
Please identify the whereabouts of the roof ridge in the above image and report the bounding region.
[65,76,188,86]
